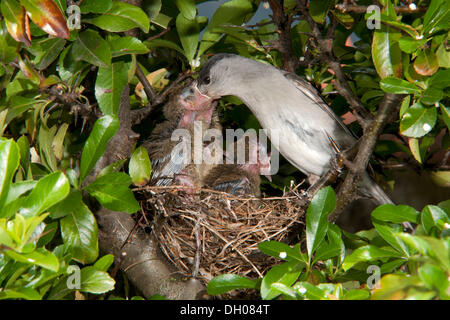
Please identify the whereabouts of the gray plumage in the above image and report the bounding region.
[186,53,393,205]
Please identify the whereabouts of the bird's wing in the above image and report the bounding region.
[283,71,357,141]
[145,137,189,186]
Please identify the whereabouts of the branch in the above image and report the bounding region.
[335,4,427,14]
[268,0,300,73]
[329,93,405,222]
[135,63,159,104]
[296,0,373,125]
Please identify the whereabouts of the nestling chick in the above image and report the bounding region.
[203,137,271,197]
[143,87,221,187]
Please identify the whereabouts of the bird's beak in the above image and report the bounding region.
[181,83,213,110]
[264,174,272,183]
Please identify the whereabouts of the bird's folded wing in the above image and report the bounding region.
[283,71,356,140]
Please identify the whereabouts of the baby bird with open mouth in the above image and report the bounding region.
[144,86,221,188]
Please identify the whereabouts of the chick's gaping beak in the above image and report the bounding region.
[181,83,213,110]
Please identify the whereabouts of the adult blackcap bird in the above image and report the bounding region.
[182,54,395,206]
[203,137,271,197]
[144,88,221,187]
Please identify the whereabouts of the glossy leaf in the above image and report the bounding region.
[72,30,111,68]
[421,205,449,234]
[380,77,420,94]
[61,201,98,264]
[85,172,140,213]
[258,241,306,263]
[79,0,113,14]
[400,102,437,138]
[95,61,129,116]
[414,49,439,76]
[80,115,119,182]
[342,245,403,271]
[175,0,196,20]
[372,24,402,78]
[93,254,114,272]
[176,13,200,64]
[83,1,150,33]
[306,186,336,258]
[32,37,66,70]
[20,0,69,39]
[1,0,31,46]
[207,274,258,295]
[6,247,59,272]
[109,36,149,57]
[371,204,420,224]
[261,261,304,300]
[80,266,115,294]
[0,139,20,212]
[19,171,70,218]
[129,146,151,186]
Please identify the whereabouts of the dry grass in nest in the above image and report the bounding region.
[135,185,308,284]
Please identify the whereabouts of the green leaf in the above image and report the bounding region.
[198,0,256,57]
[306,186,336,258]
[83,1,150,33]
[436,43,450,68]
[176,13,200,64]
[371,204,420,224]
[418,264,449,298]
[72,30,111,68]
[93,254,114,272]
[85,172,140,213]
[258,241,306,263]
[0,287,42,300]
[0,139,20,212]
[371,274,421,299]
[372,24,402,78]
[421,87,443,106]
[79,0,113,14]
[372,220,409,256]
[129,146,151,186]
[207,274,258,295]
[142,0,161,20]
[398,37,426,54]
[175,0,196,20]
[109,36,149,57]
[32,37,66,70]
[5,247,59,272]
[344,289,370,300]
[80,266,115,294]
[261,261,304,300]
[422,0,450,36]
[380,77,420,94]
[95,61,129,116]
[60,201,99,264]
[400,102,437,138]
[19,172,70,218]
[80,115,119,182]
[342,245,403,271]
[414,49,439,76]
[421,205,449,234]
[440,105,450,131]
[309,0,333,24]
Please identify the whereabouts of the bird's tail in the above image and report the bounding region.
[360,173,414,232]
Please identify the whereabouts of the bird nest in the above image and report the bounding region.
[134,186,307,284]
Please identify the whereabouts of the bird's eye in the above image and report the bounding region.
[203,76,211,85]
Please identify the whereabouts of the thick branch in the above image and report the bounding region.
[329,93,405,222]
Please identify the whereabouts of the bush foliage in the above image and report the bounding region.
[0,0,448,300]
